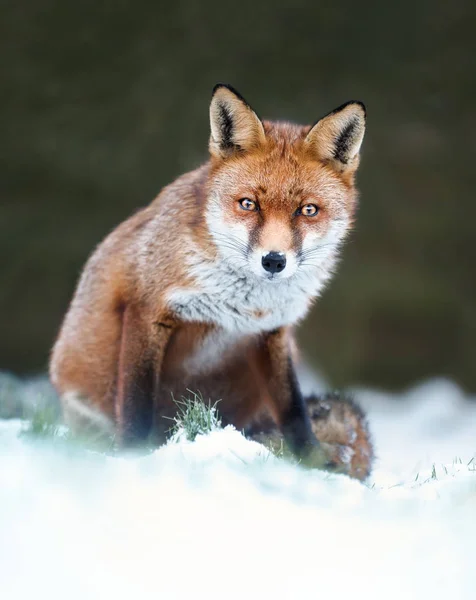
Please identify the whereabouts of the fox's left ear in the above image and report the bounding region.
[209,84,266,159]
[305,101,366,173]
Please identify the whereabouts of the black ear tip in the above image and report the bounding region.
[212,83,242,97]
[212,83,232,96]
[326,100,367,120]
[211,83,250,107]
[345,100,366,118]
[352,100,366,117]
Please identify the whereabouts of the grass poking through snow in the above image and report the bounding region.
[19,403,117,453]
[167,390,222,442]
[18,388,226,451]
[20,405,63,440]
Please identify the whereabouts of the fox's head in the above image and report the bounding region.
[205,84,366,287]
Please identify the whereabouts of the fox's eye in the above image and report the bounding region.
[297,204,319,217]
[239,198,258,211]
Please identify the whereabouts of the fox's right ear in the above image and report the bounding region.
[209,84,266,159]
[305,101,366,174]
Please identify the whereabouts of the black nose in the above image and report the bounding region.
[262,252,286,274]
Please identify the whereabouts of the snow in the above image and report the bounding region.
[1,377,476,599]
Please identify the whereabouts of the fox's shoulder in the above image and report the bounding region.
[89,163,211,265]
[86,163,212,302]
[149,163,211,215]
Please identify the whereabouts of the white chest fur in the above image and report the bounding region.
[166,258,328,336]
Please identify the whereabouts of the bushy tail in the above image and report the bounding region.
[248,391,374,481]
[306,392,373,481]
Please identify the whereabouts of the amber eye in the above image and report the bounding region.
[298,204,319,217]
[239,198,258,211]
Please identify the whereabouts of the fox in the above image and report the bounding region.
[50,83,367,471]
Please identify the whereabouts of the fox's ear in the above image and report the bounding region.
[209,84,266,158]
[305,101,366,173]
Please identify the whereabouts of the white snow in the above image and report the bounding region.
[1,377,476,599]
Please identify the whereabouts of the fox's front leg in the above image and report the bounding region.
[262,328,330,469]
[116,305,174,447]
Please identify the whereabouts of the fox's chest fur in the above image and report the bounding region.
[163,270,294,376]
[167,255,330,332]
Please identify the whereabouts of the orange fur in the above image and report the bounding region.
[50,84,367,469]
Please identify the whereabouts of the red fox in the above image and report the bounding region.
[50,84,367,471]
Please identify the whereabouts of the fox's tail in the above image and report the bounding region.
[248,391,374,481]
[306,392,374,481]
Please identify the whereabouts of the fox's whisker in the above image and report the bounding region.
[213,233,249,253]
[299,242,336,258]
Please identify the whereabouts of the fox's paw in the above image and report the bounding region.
[306,392,374,481]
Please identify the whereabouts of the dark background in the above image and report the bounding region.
[1,0,475,391]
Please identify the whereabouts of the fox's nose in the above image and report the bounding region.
[262,252,286,274]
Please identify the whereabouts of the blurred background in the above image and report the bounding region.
[1,0,475,392]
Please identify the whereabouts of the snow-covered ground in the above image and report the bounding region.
[1,375,476,599]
